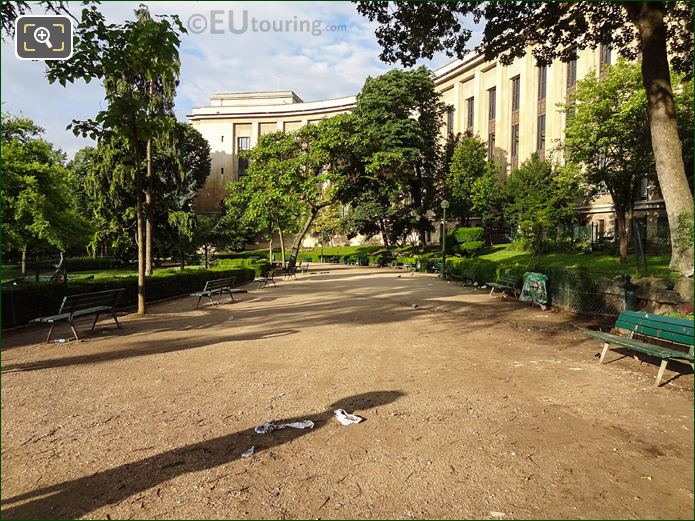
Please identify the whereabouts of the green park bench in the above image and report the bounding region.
[31,288,125,343]
[486,272,521,298]
[448,264,477,286]
[584,310,694,387]
[191,277,247,308]
[255,268,278,289]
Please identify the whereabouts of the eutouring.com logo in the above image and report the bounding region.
[186,10,348,36]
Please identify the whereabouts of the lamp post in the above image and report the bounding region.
[440,199,450,278]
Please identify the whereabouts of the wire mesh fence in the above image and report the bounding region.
[541,267,627,317]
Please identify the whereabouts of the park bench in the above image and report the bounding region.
[31,288,125,343]
[432,261,444,275]
[298,261,310,273]
[283,265,298,280]
[448,265,476,286]
[486,273,521,298]
[584,310,694,387]
[255,269,277,289]
[191,277,247,308]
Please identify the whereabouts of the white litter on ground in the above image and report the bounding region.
[241,446,255,458]
[254,420,314,434]
[480,285,488,289]
[334,409,364,425]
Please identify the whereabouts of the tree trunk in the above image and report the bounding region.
[287,206,320,270]
[204,244,209,270]
[268,235,273,264]
[624,2,694,270]
[379,218,390,250]
[615,205,629,263]
[21,246,26,276]
[135,144,146,315]
[145,138,153,276]
[278,226,286,267]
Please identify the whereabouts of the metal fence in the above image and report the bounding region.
[539,267,628,318]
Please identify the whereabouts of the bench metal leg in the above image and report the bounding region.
[69,320,81,342]
[655,359,668,387]
[599,342,610,364]
[195,295,202,309]
[91,312,100,332]
[489,287,495,296]
[227,289,235,304]
[208,295,216,307]
[45,323,55,343]
[111,311,121,329]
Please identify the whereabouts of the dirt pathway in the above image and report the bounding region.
[2,265,693,519]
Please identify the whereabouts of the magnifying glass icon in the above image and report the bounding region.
[33,26,53,49]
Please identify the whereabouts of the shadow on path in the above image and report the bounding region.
[1,391,404,520]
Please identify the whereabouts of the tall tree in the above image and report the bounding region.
[446,132,498,225]
[354,66,447,248]
[2,114,90,272]
[355,1,694,269]
[563,60,654,263]
[47,4,185,314]
[500,156,582,253]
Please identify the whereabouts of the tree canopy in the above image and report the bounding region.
[355,1,694,269]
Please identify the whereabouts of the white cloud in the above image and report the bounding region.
[1,1,478,157]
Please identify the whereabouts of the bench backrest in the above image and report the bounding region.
[59,288,125,314]
[203,277,236,291]
[616,310,694,354]
[499,274,519,286]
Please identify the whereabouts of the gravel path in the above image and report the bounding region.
[2,265,693,519]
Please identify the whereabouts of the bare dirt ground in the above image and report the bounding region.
[2,264,693,520]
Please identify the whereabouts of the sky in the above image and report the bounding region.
[1,1,480,157]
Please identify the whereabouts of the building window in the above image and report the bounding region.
[221,135,224,142]
[538,65,547,100]
[511,124,519,169]
[598,219,605,238]
[220,167,224,176]
[600,42,612,68]
[487,132,495,161]
[237,136,250,177]
[567,57,577,89]
[488,87,496,121]
[466,97,474,130]
[447,109,455,135]
[511,76,521,112]
[536,115,546,153]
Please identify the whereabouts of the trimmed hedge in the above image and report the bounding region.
[217,258,270,276]
[2,267,255,328]
[452,227,484,243]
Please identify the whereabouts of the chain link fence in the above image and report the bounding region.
[541,267,628,317]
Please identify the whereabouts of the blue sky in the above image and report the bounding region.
[2,2,479,157]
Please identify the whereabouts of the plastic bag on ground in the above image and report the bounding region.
[334,409,364,425]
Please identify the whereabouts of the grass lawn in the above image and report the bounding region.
[476,244,671,276]
[1,265,210,283]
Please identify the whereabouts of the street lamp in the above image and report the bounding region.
[440,199,450,278]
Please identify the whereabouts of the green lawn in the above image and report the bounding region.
[1,265,209,283]
[474,244,671,276]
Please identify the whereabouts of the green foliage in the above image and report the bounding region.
[452,227,484,243]
[354,3,693,79]
[2,267,254,328]
[500,156,581,251]
[354,67,447,246]
[673,212,695,254]
[2,114,91,256]
[216,258,270,276]
[446,134,499,224]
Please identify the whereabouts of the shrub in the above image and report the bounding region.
[2,267,255,328]
[452,227,484,243]
[217,258,270,276]
[453,240,485,256]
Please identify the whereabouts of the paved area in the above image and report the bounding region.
[2,265,693,519]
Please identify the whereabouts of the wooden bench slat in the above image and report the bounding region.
[584,330,693,360]
[615,319,694,346]
[616,314,694,340]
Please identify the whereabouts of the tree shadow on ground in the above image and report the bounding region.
[2,271,597,373]
[0,390,404,520]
